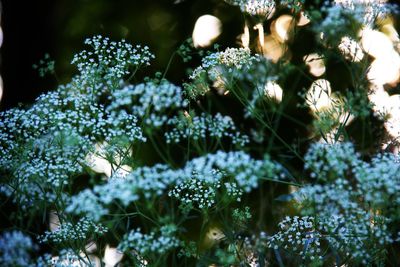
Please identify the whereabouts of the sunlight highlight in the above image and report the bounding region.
[240,23,250,48]
[361,28,393,59]
[368,86,400,138]
[307,79,333,112]
[49,210,60,232]
[360,27,400,86]
[85,143,133,178]
[103,245,124,267]
[264,81,283,102]
[304,53,326,77]
[0,27,3,48]
[263,35,286,62]
[367,53,400,86]
[338,36,364,62]
[297,11,310,26]
[192,15,222,48]
[271,15,295,43]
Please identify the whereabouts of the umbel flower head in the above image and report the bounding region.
[225,0,276,18]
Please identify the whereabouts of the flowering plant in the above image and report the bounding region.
[1,0,400,266]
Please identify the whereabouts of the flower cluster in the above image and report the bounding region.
[267,216,322,261]
[0,87,145,163]
[0,133,88,209]
[225,0,276,17]
[320,213,392,264]
[0,86,145,208]
[191,151,284,192]
[186,47,264,98]
[314,6,358,46]
[224,181,243,201]
[168,169,244,210]
[190,48,260,80]
[169,173,222,209]
[65,189,109,222]
[334,0,394,26]
[0,115,91,207]
[106,80,188,128]
[316,1,394,45]
[35,249,90,267]
[67,151,284,220]
[0,231,36,266]
[165,113,249,146]
[304,142,360,182]
[118,225,181,255]
[39,217,107,244]
[271,143,399,264]
[354,153,400,208]
[296,178,357,215]
[268,212,392,264]
[66,164,175,221]
[71,35,154,94]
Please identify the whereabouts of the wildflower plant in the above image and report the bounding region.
[1,0,400,266]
